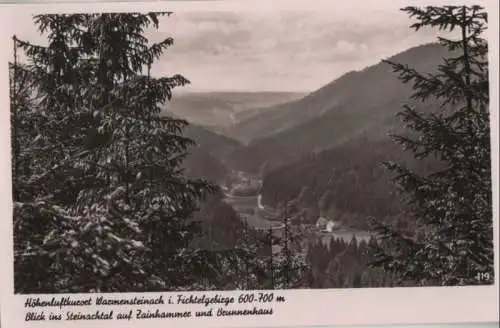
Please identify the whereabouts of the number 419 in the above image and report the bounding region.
[475,272,491,281]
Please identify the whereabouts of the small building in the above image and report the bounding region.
[316,217,340,232]
[315,217,329,229]
[325,220,340,232]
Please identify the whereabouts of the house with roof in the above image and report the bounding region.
[316,216,341,232]
[316,217,328,229]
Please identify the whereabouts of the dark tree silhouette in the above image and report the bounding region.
[11,13,216,293]
[369,5,493,286]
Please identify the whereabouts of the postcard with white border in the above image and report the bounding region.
[0,0,498,327]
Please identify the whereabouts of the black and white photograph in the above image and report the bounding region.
[6,0,498,293]
[0,0,498,325]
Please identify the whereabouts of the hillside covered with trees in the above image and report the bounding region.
[229,43,451,173]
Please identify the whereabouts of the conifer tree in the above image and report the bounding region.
[12,12,215,293]
[369,6,493,286]
[271,202,309,289]
[12,14,101,292]
[232,223,271,290]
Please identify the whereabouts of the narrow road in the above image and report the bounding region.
[223,176,375,244]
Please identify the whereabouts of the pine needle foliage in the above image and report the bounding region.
[369,6,493,286]
[11,12,217,293]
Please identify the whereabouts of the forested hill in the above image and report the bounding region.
[250,43,453,229]
[168,91,306,133]
[229,43,450,174]
[159,105,245,182]
[154,116,243,182]
[184,124,244,161]
[182,124,245,182]
[259,132,444,230]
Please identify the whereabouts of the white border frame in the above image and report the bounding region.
[0,1,498,327]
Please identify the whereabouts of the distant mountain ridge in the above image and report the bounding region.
[165,42,452,195]
[229,43,450,173]
[253,43,455,227]
[166,91,306,133]
[229,69,363,143]
[230,43,448,144]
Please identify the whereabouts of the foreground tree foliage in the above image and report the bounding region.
[369,6,493,286]
[188,192,270,290]
[11,13,221,293]
[270,203,309,289]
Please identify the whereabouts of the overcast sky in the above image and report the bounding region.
[10,1,455,92]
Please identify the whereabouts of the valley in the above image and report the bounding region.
[222,173,374,245]
[172,42,453,289]
[178,43,448,234]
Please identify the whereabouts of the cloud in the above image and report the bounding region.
[10,4,456,92]
[150,9,446,91]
